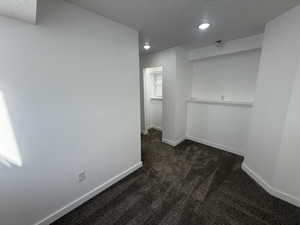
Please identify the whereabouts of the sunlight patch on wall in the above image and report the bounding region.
[0,92,22,167]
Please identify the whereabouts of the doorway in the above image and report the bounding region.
[143,66,163,135]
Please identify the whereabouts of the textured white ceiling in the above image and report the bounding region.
[68,0,300,53]
[0,0,37,23]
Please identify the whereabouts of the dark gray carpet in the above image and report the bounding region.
[52,129,300,225]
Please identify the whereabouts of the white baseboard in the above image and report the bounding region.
[242,162,300,207]
[162,137,185,147]
[186,135,243,156]
[34,162,143,225]
[241,163,274,194]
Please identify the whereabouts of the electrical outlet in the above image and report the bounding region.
[78,171,86,182]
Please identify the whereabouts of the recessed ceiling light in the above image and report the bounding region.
[144,42,151,50]
[198,23,210,30]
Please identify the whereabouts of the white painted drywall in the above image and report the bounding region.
[274,61,300,204]
[174,47,192,142]
[186,103,252,155]
[150,99,162,130]
[188,34,263,61]
[244,4,300,184]
[191,50,261,102]
[0,0,37,24]
[243,4,300,206]
[186,49,260,155]
[139,55,146,133]
[0,0,141,224]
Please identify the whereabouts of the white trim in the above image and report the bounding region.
[186,135,243,156]
[162,137,185,147]
[242,163,300,207]
[187,98,253,107]
[242,163,274,193]
[34,162,143,225]
[144,67,163,74]
[150,96,163,100]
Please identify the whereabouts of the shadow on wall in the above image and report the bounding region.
[0,91,22,167]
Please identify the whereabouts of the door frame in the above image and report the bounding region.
[143,66,163,134]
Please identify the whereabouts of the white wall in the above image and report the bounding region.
[174,47,192,142]
[0,1,141,225]
[150,99,162,130]
[243,4,300,206]
[186,49,260,155]
[187,103,252,155]
[244,4,300,183]
[191,50,261,102]
[275,61,300,203]
[139,55,146,133]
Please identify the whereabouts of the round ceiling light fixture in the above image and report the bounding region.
[144,42,151,50]
[198,23,210,30]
